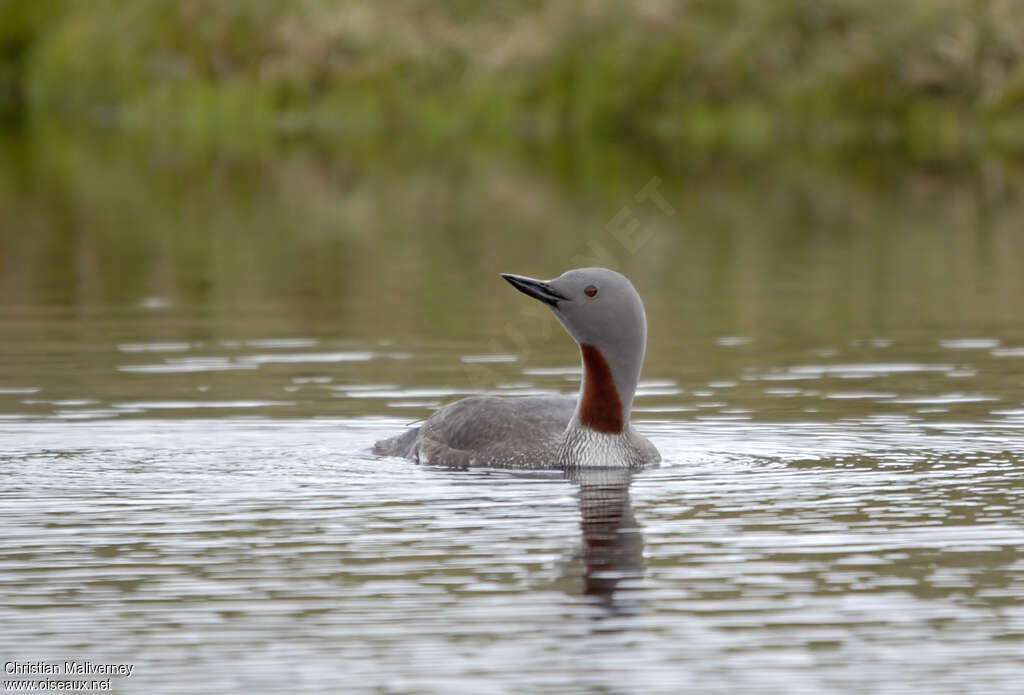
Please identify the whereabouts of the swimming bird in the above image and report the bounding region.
[373,267,660,469]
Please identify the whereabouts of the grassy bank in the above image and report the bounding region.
[4,0,1024,156]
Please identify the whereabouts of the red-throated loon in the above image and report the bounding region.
[373,268,660,468]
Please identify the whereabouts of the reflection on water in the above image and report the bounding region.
[571,468,644,604]
[2,133,1024,692]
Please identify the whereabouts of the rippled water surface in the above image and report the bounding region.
[3,320,1024,694]
[3,138,1024,693]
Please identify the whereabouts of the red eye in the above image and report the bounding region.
[584,285,598,298]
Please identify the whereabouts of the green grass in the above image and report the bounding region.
[5,0,1024,157]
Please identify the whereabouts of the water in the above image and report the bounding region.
[2,135,1024,693]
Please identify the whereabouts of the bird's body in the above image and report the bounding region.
[373,268,661,469]
[374,394,659,468]
[374,395,575,468]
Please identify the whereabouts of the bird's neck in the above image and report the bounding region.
[576,344,637,434]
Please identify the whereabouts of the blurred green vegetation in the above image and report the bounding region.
[3,0,1024,156]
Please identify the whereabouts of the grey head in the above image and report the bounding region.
[501,268,648,422]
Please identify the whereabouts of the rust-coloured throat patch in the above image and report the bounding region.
[578,344,624,434]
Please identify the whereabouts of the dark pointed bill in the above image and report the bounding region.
[501,273,569,307]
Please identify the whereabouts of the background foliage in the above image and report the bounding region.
[3,0,1024,157]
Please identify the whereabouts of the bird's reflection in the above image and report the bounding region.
[566,467,644,604]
